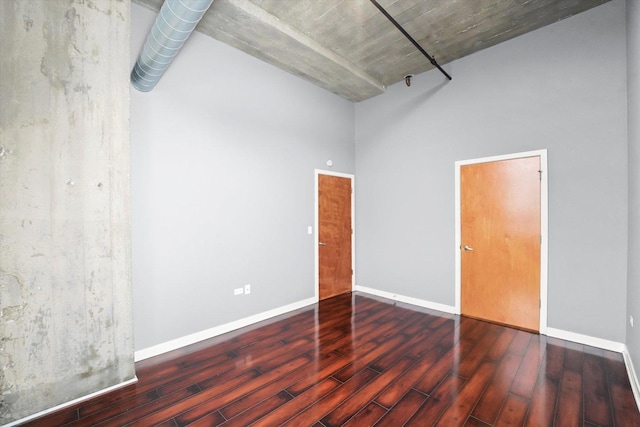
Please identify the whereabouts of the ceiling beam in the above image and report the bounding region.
[133,0,386,101]
[228,0,386,94]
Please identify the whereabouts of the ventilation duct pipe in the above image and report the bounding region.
[131,0,214,92]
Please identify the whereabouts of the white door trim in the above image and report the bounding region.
[314,170,355,302]
[454,149,548,334]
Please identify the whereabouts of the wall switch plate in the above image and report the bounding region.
[631,315,634,328]
[245,284,251,295]
[308,226,313,235]
[234,287,243,295]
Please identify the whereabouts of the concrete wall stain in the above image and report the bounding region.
[40,7,77,92]
[22,16,33,32]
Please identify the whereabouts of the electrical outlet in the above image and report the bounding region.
[234,287,243,296]
[245,284,251,295]
[631,315,635,328]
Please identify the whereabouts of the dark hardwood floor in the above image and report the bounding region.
[21,292,640,426]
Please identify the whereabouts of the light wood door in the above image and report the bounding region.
[461,156,541,331]
[318,174,352,300]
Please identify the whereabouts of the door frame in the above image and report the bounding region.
[454,149,548,334]
[314,169,356,302]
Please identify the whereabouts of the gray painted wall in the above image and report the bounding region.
[131,5,355,351]
[0,1,134,424]
[627,0,640,370]
[355,0,628,342]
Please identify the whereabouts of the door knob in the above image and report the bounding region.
[462,245,474,251]
[319,242,327,246]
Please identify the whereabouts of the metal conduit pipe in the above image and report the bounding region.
[131,0,214,92]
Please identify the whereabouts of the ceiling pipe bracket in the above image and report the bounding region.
[369,0,452,81]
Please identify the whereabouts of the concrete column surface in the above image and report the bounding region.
[0,0,134,423]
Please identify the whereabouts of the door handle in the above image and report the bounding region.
[319,242,327,246]
[462,245,474,251]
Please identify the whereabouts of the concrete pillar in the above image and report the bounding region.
[0,0,134,423]
[628,0,640,371]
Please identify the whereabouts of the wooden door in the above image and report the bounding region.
[461,156,541,331]
[318,174,352,300]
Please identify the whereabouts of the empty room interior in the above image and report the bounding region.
[3,0,640,425]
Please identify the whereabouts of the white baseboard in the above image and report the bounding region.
[354,285,456,315]
[5,377,138,427]
[354,287,626,353]
[623,346,640,412]
[546,327,626,353]
[134,297,317,362]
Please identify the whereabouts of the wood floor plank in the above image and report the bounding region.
[184,311,313,364]
[455,325,503,378]
[250,377,342,426]
[563,341,585,373]
[170,356,310,426]
[330,302,409,353]
[510,336,546,399]
[465,416,492,426]
[605,350,640,427]
[253,337,319,372]
[554,369,582,427]
[331,335,407,383]
[191,368,262,397]
[219,390,293,427]
[77,384,152,418]
[158,356,260,397]
[341,401,387,426]
[331,319,395,357]
[604,349,632,387]
[374,347,445,409]
[494,394,528,426]
[135,310,317,397]
[279,368,379,426]
[401,312,448,337]
[22,407,80,426]
[458,318,492,349]
[321,356,416,426]
[427,312,457,331]
[218,351,341,420]
[181,410,226,427]
[374,388,428,427]
[435,361,498,426]
[405,319,456,360]
[471,353,522,424]
[583,352,613,426]
[18,292,640,427]
[413,336,475,395]
[66,385,202,427]
[372,316,454,370]
[523,375,558,427]
[486,327,517,361]
[541,340,565,382]
[405,374,467,426]
[611,383,640,427]
[335,319,403,356]
[506,330,533,356]
[284,343,377,396]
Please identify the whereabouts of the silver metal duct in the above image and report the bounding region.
[131,0,214,92]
